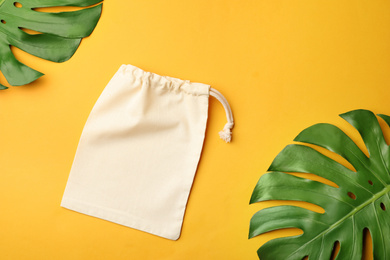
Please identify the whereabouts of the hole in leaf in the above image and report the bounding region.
[368,180,373,185]
[18,27,43,35]
[264,199,325,214]
[330,241,340,260]
[302,256,308,260]
[362,228,373,260]
[348,192,356,200]
[378,116,390,147]
[288,172,339,188]
[1,20,6,24]
[380,202,386,211]
[13,2,22,8]
[302,143,357,172]
[33,6,89,13]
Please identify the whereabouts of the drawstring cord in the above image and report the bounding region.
[209,88,234,143]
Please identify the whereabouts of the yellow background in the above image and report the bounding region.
[0,0,388,259]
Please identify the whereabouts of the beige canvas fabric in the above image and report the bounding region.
[61,64,233,240]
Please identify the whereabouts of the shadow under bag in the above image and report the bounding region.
[61,64,234,240]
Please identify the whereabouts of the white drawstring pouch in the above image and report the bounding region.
[61,64,234,240]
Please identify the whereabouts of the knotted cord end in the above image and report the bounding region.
[219,123,234,143]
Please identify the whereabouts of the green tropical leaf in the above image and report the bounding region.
[0,0,103,89]
[249,109,390,260]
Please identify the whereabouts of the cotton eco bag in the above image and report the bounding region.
[61,64,234,240]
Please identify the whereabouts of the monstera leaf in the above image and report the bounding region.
[249,109,390,260]
[0,0,103,89]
